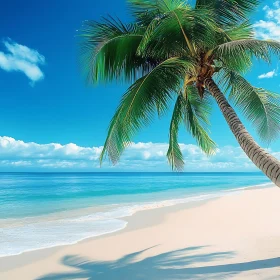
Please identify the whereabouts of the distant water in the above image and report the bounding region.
[0,172,271,257]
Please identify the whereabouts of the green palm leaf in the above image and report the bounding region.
[212,39,280,72]
[138,7,218,58]
[128,0,188,24]
[196,0,259,25]
[167,94,185,171]
[100,57,195,164]
[184,87,217,155]
[167,87,216,171]
[216,68,280,142]
[223,21,254,41]
[79,16,158,84]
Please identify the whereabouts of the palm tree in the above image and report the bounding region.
[80,0,280,187]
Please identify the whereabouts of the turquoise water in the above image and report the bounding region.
[0,172,271,257]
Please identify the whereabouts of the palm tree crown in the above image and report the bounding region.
[80,0,280,172]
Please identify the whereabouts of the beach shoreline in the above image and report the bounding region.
[0,178,272,259]
[1,185,280,279]
[0,181,272,259]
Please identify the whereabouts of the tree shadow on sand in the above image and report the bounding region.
[38,246,280,280]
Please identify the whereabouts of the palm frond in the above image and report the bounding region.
[223,21,254,41]
[213,39,280,72]
[167,87,216,171]
[138,7,218,58]
[127,0,159,25]
[79,16,158,84]
[100,57,194,164]
[127,0,188,25]
[195,0,259,25]
[210,21,254,54]
[216,68,280,142]
[137,15,163,55]
[184,86,217,155]
[167,94,185,171]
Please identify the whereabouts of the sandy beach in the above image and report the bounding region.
[1,186,280,279]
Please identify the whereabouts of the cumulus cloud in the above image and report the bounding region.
[0,39,45,85]
[0,136,273,172]
[254,2,280,41]
[258,69,277,79]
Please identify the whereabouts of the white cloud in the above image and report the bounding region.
[0,136,101,161]
[0,39,45,85]
[258,69,277,79]
[0,136,274,172]
[275,1,280,8]
[254,2,280,41]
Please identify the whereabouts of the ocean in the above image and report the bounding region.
[0,172,271,257]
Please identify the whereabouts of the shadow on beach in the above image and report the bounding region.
[37,246,280,280]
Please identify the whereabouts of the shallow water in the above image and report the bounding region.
[0,172,271,257]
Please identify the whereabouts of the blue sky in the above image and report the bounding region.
[0,0,280,171]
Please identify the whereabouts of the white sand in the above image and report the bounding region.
[1,186,280,279]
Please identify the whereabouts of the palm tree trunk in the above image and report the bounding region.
[205,78,280,187]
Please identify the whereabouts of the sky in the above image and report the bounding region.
[0,0,280,172]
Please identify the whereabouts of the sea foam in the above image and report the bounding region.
[0,172,272,258]
[0,185,258,257]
